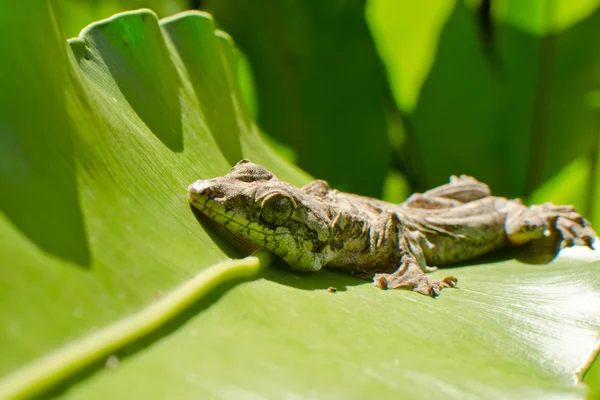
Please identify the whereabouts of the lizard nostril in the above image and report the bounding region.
[188,180,212,195]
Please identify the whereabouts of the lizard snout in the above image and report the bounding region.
[188,180,212,195]
[188,180,220,203]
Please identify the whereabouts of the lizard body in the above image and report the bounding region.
[188,160,597,296]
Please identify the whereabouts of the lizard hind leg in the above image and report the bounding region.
[402,175,491,209]
[506,202,597,249]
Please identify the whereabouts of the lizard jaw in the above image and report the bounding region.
[188,179,328,271]
[188,179,293,250]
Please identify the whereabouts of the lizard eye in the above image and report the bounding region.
[259,193,295,226]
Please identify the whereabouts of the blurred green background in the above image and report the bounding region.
[57,0,600,224]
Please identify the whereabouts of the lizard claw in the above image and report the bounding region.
[441,276,458,287]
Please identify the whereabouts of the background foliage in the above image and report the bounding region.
[1,1,599,399]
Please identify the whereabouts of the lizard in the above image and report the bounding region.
[188,160,597,296]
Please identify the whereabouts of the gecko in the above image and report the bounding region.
[188,160,597,296]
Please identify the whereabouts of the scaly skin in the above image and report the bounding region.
[188,160,597,296]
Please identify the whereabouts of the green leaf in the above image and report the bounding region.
[56,0,190,38]
[0,4,599,399]
[500,0,600,34]
[366,0,456,113]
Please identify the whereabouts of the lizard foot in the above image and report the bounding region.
[537,203,596,249]
[373,262,457,297]
[507,203,597,250]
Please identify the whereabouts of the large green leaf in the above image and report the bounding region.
[0,4,599,399]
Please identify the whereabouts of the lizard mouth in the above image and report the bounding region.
[188,181,288,249]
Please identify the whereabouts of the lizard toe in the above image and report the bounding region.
[373,273,389,289]
[441,276,458,288]
[414,282,435,297]
[428,281,442,297]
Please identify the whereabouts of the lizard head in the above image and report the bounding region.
[188,160,333,271]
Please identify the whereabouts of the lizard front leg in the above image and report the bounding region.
[504,200,596,248]
[373,235,457,297]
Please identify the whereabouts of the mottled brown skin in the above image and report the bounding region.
[188,160,597,296]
